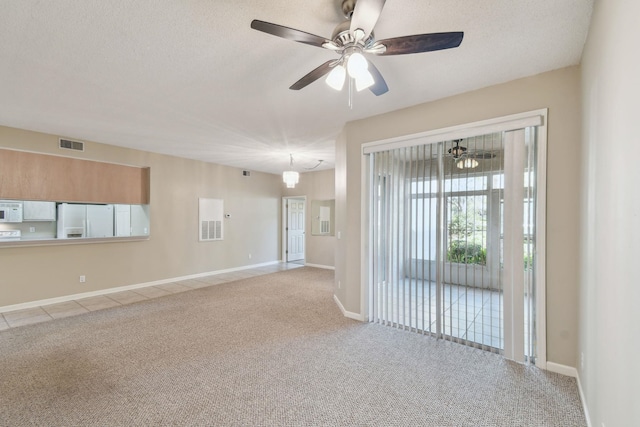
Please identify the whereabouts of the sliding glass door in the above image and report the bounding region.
[366,127,540,363]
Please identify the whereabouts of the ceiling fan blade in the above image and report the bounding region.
[377,32,464,56]
[367,61,388,96]
[469,151,497,160]
[251,20,329,48]
[349,0,386,39]
[289,60,335,90]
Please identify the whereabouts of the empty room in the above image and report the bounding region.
[0,0,637,426]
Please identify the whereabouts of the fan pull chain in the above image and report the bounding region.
[348,75,354,109]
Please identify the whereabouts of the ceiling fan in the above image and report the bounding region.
[250,0,464,96]
[448,139,497,169]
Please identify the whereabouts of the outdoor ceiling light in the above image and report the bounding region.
[456,158,479,169]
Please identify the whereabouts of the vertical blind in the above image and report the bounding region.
[367,130,538,361]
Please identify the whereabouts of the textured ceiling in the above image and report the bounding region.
[0,0,593,175]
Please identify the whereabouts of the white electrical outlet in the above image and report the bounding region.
[79,275,86,283]
[338,280,341,289]
[29,227,36,233]
[248,253,252,259]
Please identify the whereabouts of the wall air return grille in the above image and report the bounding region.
[201,220,222,240]
[198,198,224,241]
[319,206,331,234]
[59,138,85,151]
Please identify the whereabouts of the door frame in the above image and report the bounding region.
[361,109,548,368]
[282,196,307,263]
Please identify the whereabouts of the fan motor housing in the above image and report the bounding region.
[331,21,375,48]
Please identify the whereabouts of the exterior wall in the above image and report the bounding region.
[335,66,582,367]
[580,0,640,425]
[283,168,336,268]
[0,125,283,307]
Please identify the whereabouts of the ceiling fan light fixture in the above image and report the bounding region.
[456,158,479,170]
[326,64,346,90]
[347,52,369,79]
[251,2,464,101]
[355,69,375,91]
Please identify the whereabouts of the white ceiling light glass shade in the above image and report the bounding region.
[282,170,299,188]
[347,52,369,79]
[355,69,375,91]
[346,52,374,92]
[456,158,479,169]
[325,64,346,91]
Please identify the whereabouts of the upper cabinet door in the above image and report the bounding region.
[0,148,150,204]
[23,201,56,221]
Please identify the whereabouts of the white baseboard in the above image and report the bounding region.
[546,362,591,426]
[0,261,280,314]
[546,361,578,378]
[304,263,335,270]
[333,294,365,321]
[575,373,592,427]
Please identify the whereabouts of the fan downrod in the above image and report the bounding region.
[332,0,375,49]
[341,0,357,19]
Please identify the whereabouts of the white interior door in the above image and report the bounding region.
[287,199,305,262]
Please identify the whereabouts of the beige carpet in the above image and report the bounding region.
[0,267,585,426]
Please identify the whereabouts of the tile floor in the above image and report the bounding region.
[374,279,506,350]
[378,280,534,354]
[0,262,304,330]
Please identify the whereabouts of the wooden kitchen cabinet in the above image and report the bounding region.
[0,148,150,204]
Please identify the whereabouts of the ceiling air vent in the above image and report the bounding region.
[59,138,84,152]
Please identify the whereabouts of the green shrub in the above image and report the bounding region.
[524,254,534,270]
[447,241,487,265]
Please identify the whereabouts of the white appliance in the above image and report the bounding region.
[57,203,114,239]
[22,201,56,221]
[114,204,131,236]
[0,230,21,241]
[57,203,86,238]
[0,201,23,223]
[130,204,150,236]
[113,204,150,237]
[86,204,114,238]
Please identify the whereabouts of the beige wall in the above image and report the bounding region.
[335,66,582,366]
[283,168,335,268]
[334,131,348,304]
[0,126,283,307]
[580,0,640,425]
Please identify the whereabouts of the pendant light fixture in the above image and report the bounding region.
[282,154,299,188]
